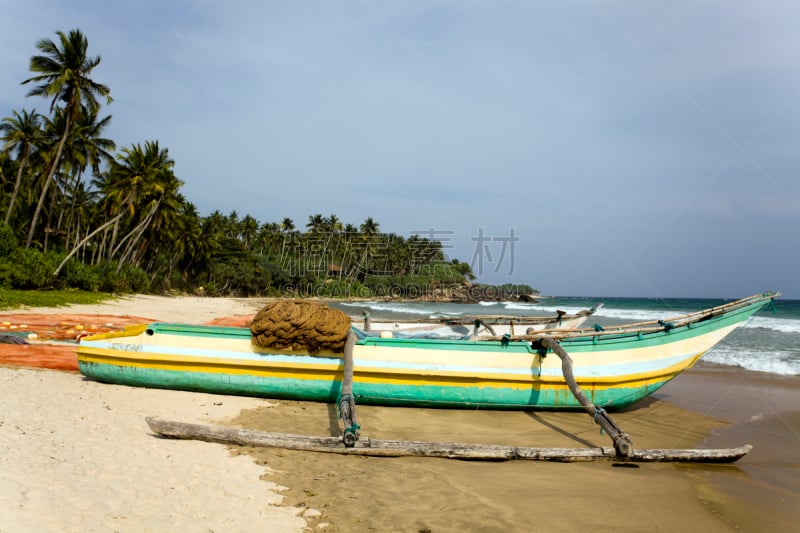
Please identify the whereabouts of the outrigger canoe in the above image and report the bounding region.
[77,292,777,411]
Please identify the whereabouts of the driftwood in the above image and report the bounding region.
[540,336,633,456]
[145,417,752,463]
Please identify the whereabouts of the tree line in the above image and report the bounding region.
[1,29,536,299]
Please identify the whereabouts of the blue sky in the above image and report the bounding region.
[2,1,798,298]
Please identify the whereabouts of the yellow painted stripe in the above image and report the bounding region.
[82,324,149,341]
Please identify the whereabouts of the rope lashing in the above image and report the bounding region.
[593,324,604,332]
[658,320,675,332]
[472,319,496,336]
[529,339,548,358]
[338,392,360,447]
[335,392,346,415]
[593,407,607,435]
[343,423,361,441]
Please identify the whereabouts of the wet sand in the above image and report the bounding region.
[229,366,800,532]
[655,366,800,531]
[1,295,798,531]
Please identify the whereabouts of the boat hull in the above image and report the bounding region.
[77,294,775,410]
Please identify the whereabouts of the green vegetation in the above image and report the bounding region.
[1,29,536,301]
[0,289,114,310]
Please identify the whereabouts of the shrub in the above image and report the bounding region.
[60,259,101,291]
[0,222,17,257]
[0,259,13,289]
[9,249,58,289]
[94,262,151,293]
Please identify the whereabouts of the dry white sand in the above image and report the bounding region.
[7,294,273,324]
[0,368,308,532]
[0,296,309,532]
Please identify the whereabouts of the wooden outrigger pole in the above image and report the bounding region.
[145,335,751,463]
[539,337,632,456]
[338,329,359,447]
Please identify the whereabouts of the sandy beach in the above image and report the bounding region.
[1,295,799,532]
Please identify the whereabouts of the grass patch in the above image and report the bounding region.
[0,289,117,311]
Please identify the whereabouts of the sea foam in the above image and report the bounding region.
[743,316,800,334]
[705,346,800,376]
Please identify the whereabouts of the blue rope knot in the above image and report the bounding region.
[344,423,360,437]
[658,320,675,332]
[593,407,606,435]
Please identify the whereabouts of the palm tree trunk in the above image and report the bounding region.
[43,172,61,253]
[114,199,160,272]
[54,209,127,276]
[3,150,29,225]
[26,120,70,248]
[93,225,109,265]
[105,218,119,261]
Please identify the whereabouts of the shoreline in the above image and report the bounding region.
[1,295,798,531]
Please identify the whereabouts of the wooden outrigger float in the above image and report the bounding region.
[144,418,752,463]
[78,292,780,463]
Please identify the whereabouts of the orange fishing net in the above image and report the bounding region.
[0,313,158,372]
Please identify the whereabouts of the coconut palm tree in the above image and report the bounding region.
[45,106,113,248]
[280,217,295,233]
[325,214,343,233]
[306,213,324,233]
[58,107,114,244]
[63,180,98,259]
[205,210,226,235]
[359,217,380,236]
[160,200,199,285]
[70,106,114,180]
[226,210,240,240]
[22,28,112,249]
[240,214,259,250]
[0,109,42,225]
[110,142,181,270]
[131,174,184,273]
[54,140,176,275]
[256,222,282,256]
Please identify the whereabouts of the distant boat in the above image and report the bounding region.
[356,304,601,337]
[77,292,778,411]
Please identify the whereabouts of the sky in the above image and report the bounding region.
[1,1,798,299]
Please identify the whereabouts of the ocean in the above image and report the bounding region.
[333,294,800,377]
